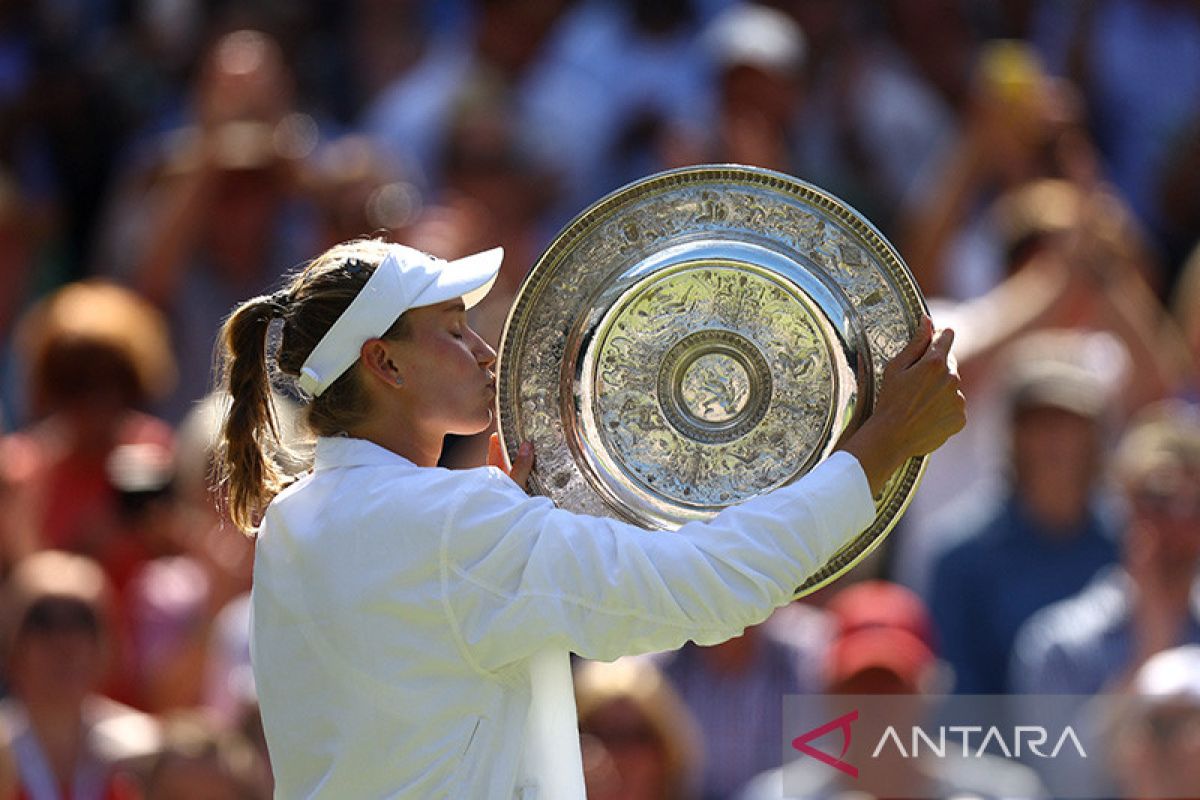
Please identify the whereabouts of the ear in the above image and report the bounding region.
[359,338,404,387]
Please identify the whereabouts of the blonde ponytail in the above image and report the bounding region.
[216,296,287,534]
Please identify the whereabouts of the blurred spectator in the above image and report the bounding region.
[142,713,269,800]
[819,579,944,694]
[876,0,977,113]
[202,594,256,736]
[1108,645,1200,800]
[522,0,712,216]
[1032,0,1200,284]
[647,604,828,800]
[345,0,437,112]
[0,281,175,574]
[1009,401,1200,795]
[738,581,1042,800]
[364,0,569,195]
[898,40,1105,300]
[701,3,806,172]
[418,97,555,347]
[1011,400,1200,696]
[0,0,130,285]
[927,334,1121,693]
[575,657,702,800]
[0,551,159,799]
[118,29,318,419]
[306,134,423,250]
[1172,241,1200,401]
[792,0,964,233]
[0,167,44,353]
[895,177,1184,595]
[0,732,14,800]
[1157,112,1200,277]
[126,390,301,714]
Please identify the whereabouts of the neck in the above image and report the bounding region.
[25,700,85,781]
[1017,484,1088,532]
[349,405,444,467]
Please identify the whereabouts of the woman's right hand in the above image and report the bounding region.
[839,316,966,495]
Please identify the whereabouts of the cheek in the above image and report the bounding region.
[1015,424,1094,470]
[1164,523,1200,559]
[14,636,101,682]
[434,338,482,376]
[415,331,465,361]
[405,337,473,388]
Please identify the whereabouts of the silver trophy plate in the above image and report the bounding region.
[496,165,927,595]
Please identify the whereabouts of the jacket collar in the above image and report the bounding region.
[312,436,417,472]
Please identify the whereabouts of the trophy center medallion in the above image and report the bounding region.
[679,352,749,423]
[657,328,773,445]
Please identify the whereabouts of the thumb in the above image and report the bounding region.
[888,316,934,373]
[509,441,534,491]
[925,326,957,363]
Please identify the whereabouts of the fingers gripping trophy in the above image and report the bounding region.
[216,166,964,798]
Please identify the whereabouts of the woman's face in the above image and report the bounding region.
[391,299,498,437]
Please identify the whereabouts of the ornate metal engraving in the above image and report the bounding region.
[496,165,928,596]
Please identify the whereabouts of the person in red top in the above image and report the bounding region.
[0,281,177,707]
[1,281,176,560]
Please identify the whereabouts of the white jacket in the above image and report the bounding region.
[251,436,874,798]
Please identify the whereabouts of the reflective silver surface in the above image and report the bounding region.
[497,165,927,595]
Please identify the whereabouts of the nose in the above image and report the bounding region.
[471,327,497,369]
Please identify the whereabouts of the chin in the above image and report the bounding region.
[451,411,493,436]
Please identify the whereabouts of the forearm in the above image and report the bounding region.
[134,168,217,306]
[1101,272,1188,409]
[446,455,875,668]
[950,258,1070,380]
[899,136,990,297]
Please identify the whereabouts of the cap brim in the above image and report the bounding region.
[411,246,503,311]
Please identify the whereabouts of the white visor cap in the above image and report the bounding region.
[297,244,503,397]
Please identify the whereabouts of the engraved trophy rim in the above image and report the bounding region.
[496,164,928,597]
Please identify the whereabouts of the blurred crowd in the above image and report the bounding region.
[1,0,1199,798]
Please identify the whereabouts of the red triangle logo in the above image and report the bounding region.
[791,709,859,778]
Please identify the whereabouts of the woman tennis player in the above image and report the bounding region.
[215,238,963,797]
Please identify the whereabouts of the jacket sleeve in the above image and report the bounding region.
[439,451,875,672]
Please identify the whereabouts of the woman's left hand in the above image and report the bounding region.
[488,433,534,492]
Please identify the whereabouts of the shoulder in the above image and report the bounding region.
[84,695,162,763]
[276,459,515,509]
[263,462,532,558]
[1010,569,1128,682]
[1022,569,1128,646]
